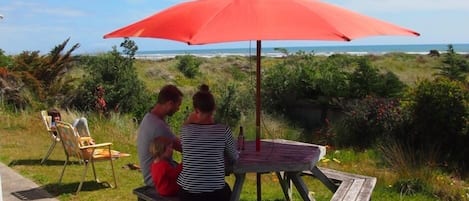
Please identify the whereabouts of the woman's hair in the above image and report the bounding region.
[199,84,209,92]
[149,136,173,159]
[192,84,215,113]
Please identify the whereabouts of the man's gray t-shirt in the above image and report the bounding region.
[137,112,176,187]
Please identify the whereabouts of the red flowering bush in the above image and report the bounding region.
[335,96,405,149]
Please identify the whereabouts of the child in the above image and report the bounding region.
[150,136,182,196]
[47,108,61,136]
[47,108,61,128]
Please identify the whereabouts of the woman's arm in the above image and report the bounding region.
[224,127,239,162]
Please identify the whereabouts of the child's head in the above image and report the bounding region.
[149,136,174,159]
[47,108,61,123]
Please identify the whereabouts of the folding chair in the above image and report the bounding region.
[56,121,122,194]
[40,110,60,164]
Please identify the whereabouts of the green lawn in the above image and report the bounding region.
[0,110,447,201]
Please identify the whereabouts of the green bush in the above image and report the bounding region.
[1,39,80,108]
[376,72,406,97]
[262,60,302,114]
[435,44,469,81]
[263,54,406,137]
[404,78,468,166]
[263,51,339,113]
[349,58,405,98]
[70,39,152,120]
[0,49,13,67]
[176,54,201,78]
[214,84,241,128]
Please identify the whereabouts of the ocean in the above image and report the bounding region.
[136,43,469,60]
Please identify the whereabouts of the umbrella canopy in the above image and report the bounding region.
[104,0,419,43]
[104,0,419,151]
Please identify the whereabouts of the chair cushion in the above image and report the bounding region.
[81,148,129,160]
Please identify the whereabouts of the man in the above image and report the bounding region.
[137,84,183,187]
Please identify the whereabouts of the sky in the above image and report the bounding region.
[1,0,469,55]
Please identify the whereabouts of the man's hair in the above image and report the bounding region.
[157,84,183,104]
[149,136,173,159]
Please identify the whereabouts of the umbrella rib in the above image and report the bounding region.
[292,0,353,41]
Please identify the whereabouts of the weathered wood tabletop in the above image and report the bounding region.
[230,139,327,201]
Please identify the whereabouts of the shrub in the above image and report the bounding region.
[348,58,380,98]
[263,51,345,114]
[376,71,406,97]
[176,54,201,78]
[349,58,406,98]
[262,60,301,114]
[0,49,13,67]
[335,96,404,149]
[435,44,469,82]
[404,78,468,167]
[428,49,440,57]
[1,38,80,108]
[214,84,241,128]
[70,39,152,120]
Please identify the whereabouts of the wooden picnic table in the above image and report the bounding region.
[229,139,330,201]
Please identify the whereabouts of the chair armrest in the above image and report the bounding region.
[81,142,112,149]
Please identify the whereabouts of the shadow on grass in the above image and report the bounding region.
[11,187,56,200]
[43,180,112,195]
[8,159,80,166]
[12,178,108,199]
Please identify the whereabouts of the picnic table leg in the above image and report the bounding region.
[230,173,246,201]
[256,173,261,201]
[311,166,338,192]
[276,172,292,201]
[288,172,314,201]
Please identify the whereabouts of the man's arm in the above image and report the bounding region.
[173,137,182,152]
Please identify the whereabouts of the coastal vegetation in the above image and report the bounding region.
[1,39,469,200]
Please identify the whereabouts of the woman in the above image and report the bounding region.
[177,84,238,201]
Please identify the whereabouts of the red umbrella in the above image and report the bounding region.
[104,0,419,152]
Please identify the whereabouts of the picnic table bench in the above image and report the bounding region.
[133,186,179,201]
[302,167,377,201]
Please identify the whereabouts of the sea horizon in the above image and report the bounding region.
[135,43,469,60]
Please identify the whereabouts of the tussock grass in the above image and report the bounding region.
[377,138,469,201]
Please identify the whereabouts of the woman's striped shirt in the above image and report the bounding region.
[177,123,238,193]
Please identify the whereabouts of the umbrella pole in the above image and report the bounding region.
[256,40,261,152]
[256,40,262,201]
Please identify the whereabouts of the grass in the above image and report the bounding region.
[2,53,468,200]
[0,111,140,200]
[1,108,460,201]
